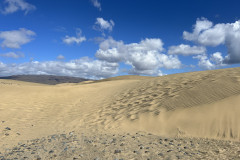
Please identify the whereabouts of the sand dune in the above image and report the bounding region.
[96,75,154,82]
[0,78,140,149]
[93,68,240,139]
[1,67,240,159]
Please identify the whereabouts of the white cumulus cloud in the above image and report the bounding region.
[94,18,115,33]
[96,37,181,75]
[168,44,206,55]
[0,57,119,79]
[184,18,240,64]
[224,21,240,64]
[0,52,24,58]
[0,28,36,49]
[90,0,101,11]
[63,29,86,45]
[183,18,214,43]
[193,52,224,70]
[1,0,36,15]
[210,52,224,65]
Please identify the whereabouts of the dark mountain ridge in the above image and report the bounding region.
[0,75,90,85]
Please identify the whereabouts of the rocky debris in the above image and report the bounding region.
[5,127,11,130]
[114,150,121,154]
[1,131,240,160]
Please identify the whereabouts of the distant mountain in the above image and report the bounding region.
[0,75,90,85]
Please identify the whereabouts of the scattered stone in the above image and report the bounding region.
[158,153,163,157]
[114,150,121,154]
[13,147,18,150]
[111,138,116,143]
[5,127,11,130]
[1,132,240,159]
[34,155,41,160]
[49,150,54,154]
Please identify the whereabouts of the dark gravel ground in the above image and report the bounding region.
[1,131,240,160]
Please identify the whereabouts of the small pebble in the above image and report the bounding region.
[158,153,163,156]
[114,150,121,154]
[49,150,54,154]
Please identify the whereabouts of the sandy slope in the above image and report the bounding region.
[0,78,140,149]
[92,67,240,140]
[1,68,240,159]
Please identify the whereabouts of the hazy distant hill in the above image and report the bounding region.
[0,75,90,85]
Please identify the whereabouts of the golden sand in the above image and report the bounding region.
[1,67,240,159]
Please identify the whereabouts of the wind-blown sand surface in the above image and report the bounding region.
[1,67,240,159]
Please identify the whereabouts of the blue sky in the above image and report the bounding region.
[0,0,240,79]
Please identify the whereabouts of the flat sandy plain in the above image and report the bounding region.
[1,67,240,160]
